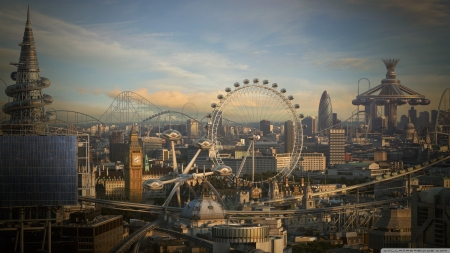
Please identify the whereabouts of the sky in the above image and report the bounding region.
[0,0,449,123]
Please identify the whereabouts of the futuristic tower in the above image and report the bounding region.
[352,59,429,133]
[1,7,54,134]
[318,90,333,135]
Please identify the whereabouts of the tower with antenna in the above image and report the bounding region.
[2,7,54,134]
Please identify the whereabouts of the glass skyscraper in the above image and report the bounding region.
[318,90,333,135]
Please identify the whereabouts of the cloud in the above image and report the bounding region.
[378,0,449,25]
[253,50,270,54]
[326,58,370,71]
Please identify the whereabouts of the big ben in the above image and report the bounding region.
[124,124,143,203]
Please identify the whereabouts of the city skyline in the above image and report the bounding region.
[0,1,449,121]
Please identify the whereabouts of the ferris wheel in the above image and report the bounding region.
[207,78,304,181]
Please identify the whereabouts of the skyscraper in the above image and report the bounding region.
[284,120,294,153]
[302,116,316,137]
[318,91,333,135]
[329,129,345,165]
[187,119,199,138]
[409,107,417,127]
[260,119,270,136]
[418,111,430,129]
[0,7,78,207]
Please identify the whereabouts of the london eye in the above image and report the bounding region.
[208,78,304,182]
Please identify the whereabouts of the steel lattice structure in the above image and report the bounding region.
[208,78,304,181]
[434,88,450,145]
[1,7,55,135]
[99,91,162,124]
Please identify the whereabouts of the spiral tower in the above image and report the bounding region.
[2,7,54,134]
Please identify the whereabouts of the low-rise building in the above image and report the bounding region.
[52,210,124,253]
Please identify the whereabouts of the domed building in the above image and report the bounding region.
[404,117,418,143]
[173,183,228,236]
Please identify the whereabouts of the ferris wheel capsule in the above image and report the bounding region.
[195,137,214,150]
[263,80,269,85]
[206,113,212,118]
[225,87,231,92]
[272,83,278,88]
[288,95,294,100]
[294,104,300,109]
[280,88,287,93]
[217,94,224,99]
[211,103,217,108]
[299,114,304,118]
[243,79,250,84]
[253,78,259,84]
[234,82,240,88]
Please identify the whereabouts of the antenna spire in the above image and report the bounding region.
[27,5,30,22]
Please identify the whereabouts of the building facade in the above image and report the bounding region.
[329,129,345,165]
[412,187,450,248]
[368,208,411,253]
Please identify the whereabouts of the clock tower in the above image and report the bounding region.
[124,124,143,203]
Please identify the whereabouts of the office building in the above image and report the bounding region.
[187,119,199,138]
[299,153,326,173]
[284,120,294,153]
[329,129,345,165]
[408,107,417,127]
[302,116,316,137]
[418,111,429,129]
[260,119,271,136]
[53,210,124,253]
[110,131,127,163]
[318,90,333,135]
[140,136,163,158]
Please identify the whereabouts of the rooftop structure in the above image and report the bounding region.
[353,59,429,133]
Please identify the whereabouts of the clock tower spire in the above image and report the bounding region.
[124,124,143,203]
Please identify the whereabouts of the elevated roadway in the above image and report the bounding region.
[110,219,163,253]
[262,155,450,203]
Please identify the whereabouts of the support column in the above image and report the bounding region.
[20,209,24,253]
[356,188,359,204]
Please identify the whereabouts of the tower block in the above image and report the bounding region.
[125,124,143,203]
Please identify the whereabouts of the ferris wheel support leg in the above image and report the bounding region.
[182,149,202,174]
[171,141,178,172]
[163,181,183,207]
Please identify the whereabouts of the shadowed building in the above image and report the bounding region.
[260,119,271,136]
[368,208,411,253]
[284,120,294,153]
[412,187,450,248]
[318,91,333,135]
[302,116,317,137]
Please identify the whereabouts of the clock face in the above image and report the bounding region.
[132,154,142,166]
